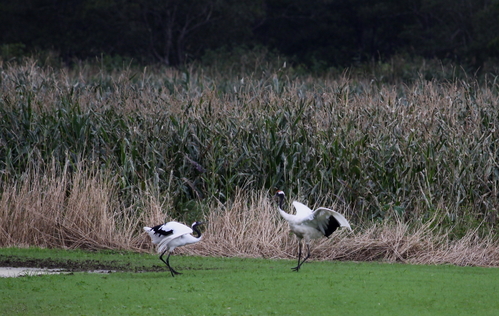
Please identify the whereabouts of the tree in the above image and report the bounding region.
[401,0,498,63]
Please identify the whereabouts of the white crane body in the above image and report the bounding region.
[275,190,351,271]
[144,221,205,277]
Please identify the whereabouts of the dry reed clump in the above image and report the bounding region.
[182,189,294,259]
[180,190,499,267]
[1,166,499,267]
[0,161,159,251]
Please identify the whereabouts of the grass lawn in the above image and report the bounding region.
[1,248,498,315]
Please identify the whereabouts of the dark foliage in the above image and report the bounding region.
[1,0,498,68]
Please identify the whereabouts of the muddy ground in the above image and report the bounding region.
[0,255,167,273]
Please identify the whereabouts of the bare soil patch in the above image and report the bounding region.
[0,255,165,273]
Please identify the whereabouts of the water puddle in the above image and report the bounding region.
[0,267,115,277]
[0,267,65,277]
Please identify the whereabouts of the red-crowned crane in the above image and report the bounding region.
[275,190,351,271]
[144,221,205,277]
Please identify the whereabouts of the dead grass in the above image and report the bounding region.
[1,164,498,267]
[182,191,499,267]
[0,161,154,251]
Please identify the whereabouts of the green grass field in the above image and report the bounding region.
[1,248,498,315]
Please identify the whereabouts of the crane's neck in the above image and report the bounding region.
[276,192,295,221]
[192,223,203,239]
[277,193,285,213]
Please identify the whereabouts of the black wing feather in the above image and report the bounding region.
[151,224,174,237]
[324,216,341,237]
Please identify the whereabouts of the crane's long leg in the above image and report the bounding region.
[159,250,182,277]
[300,243,311,267]
[166,252,182,276]
[291,241,303,271]
[292,242,311,272]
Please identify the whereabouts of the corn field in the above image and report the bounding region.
[1,57,499,266]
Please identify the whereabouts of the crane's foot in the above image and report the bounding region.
[168,267,182,277]
[291,266,301,272]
